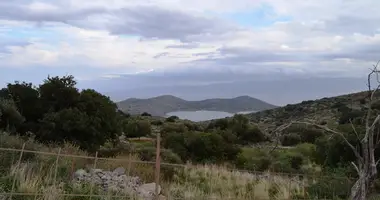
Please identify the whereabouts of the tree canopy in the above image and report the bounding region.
[0,75,124,151]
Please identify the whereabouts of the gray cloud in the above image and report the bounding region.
[0,2,235,41]
[0,2,106,23]
[186,40,380,72]
[102,6,235,41]
[323,16,380,35]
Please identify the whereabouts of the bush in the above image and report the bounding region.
[141,112,152,116]
[163,131,240,164]
[161,123,187,134]
[339,110,364,124]
[306,176,353,199]
[124,120,152,138]
[151,119,163,126]
[281,133,302,146]
[271,151,304,173]
[235,148,271,171]
[166,115,179,122]
[294,143,317,161]
[136,146,182,164]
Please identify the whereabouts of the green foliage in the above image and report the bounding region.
[39,75,80,113]
[123,120,151,138]
[166,115,179,122]
[161,122,187,134]
[306,175,353,199]
[235,148,271,171]
[151,119,163,125]
[207,114,266,145]
[271,150,305,173]
[136,146,182,164]
[281,124,324,146]
[141,112,152,116]
[207,118,229,130]
[0,75,123,152]
[294,143,317,161]
[338,109,364,124]
[162,131,240,163]
[314,124,364,167]
[281,133,302,146]
[0,98,25,133]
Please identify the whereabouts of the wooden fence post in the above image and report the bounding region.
[155,132,161,200]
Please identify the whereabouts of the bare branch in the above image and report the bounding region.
[350,119,361,142]
[268,123,294,154]
[370,115,380,131]
[351,161,360,174]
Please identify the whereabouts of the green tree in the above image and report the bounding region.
[38,75,80,113]
[0,98,24,133]
[76,89,122,140]
[1,82,42,133]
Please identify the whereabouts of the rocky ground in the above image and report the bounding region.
[74,167,164,200]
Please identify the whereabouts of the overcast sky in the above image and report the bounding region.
[0,0,379,104]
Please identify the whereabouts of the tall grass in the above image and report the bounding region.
[0,132,345,199]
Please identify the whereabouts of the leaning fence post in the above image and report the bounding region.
[10,143,26,200]
[154,132,161,200]
[89,152,98,200]
[53,148,62,186]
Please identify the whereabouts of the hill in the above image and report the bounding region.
[117,95,277,116]
[244,90,373,134]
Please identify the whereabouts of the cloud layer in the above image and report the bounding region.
[0,0,379,91]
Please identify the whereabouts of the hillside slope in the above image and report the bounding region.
[117,95,277,116]
[245,90,373,134]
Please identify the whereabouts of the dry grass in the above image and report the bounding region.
[0,133,341,200]
[162,164,305,200]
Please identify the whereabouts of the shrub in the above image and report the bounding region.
[166,115,179,122]
[141,112,152,116]
[124,120,152,138]
[306,176,353,199]
[339,110,364,124]
[235,148,271,171]
[161,123,187,134]
[294,143,317,161]
[151,119,163,126]
[281,133,302,146]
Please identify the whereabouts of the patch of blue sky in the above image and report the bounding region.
[119,34,140,39]
[219,3,292,28]
[3,25,64,44]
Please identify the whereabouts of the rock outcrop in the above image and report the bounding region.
[73,167,161,200]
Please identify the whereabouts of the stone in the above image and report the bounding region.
[73,167,160,200]
[74,169,87,180]
[113,167,125,176]
[137,183,161,199]
[90,168,103,174]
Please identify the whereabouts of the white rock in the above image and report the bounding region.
[113,167,126,175]
[137,183,161,199]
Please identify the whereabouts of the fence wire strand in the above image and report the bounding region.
[0,145,358,200]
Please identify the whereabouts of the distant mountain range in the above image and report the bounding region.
[117,95,277,116]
